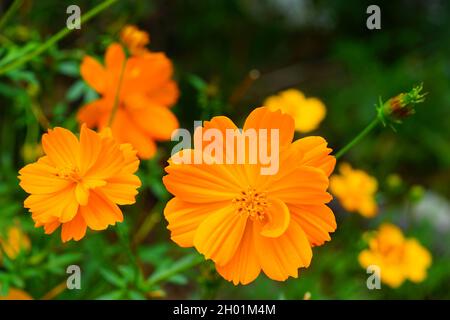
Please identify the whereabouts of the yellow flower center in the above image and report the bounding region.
[233,187,268,221]
[56,166,81,182]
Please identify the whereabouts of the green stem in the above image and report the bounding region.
[108,57,126,126]
[0,0,118,76]
[0,0,23,31]
[146,254,204,287]
[335,117,380,159]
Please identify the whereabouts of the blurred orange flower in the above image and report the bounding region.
[18,125,141,242]
[163,107,336,285]
[78,42,179,159]
[359,223,432,288]
[0,288,32,300]
[0,225,31,261]
[120,25,150,56]
[329,163,378,217]
[264,89,326,133]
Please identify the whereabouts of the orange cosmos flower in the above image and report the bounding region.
[359,223,432,288]
[329,163,378,217]
[264,89,326,133]
[78,42,179,159]
[163,107,336,285]
[120,25,150,56]
[18,125,141,242]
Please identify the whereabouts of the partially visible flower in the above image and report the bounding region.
[163,107,336,285]
[18,125,141,242]
[329,163,378,217]
[264,89,326,133]
[78,42,179,159]
[120,25,150,56]
[0,225,31,260]
[359,223,432,288]
[0,288,32,300]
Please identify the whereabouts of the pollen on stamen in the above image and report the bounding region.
[233,187,269,221]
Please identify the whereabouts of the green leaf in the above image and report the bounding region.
[100,269,126,288]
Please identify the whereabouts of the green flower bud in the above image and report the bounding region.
[377,84,426,125]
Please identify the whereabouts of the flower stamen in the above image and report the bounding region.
[233,187,268,221]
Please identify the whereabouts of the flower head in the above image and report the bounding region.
[329,163,378,217]
[264,89,326,133]
[359,223,432,288]
[78,42,179,159]
[120,25,150,56]
[18,125,141,242]
[0,225,31,260]
[163,107,336,285]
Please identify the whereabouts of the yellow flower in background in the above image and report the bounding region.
[18,125,141,242]
[359,223,432,288]
[264,89,326,133]
[0,225,31,260]
[329,163,378,217]
[0,288,32,300]
[120,25,150,56]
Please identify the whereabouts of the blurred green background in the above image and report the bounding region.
[0,0,449,299]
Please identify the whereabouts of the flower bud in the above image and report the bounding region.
[377,84,426,124]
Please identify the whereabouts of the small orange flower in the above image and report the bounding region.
[0,288,32,300]
[0,225,31,260]
[120,25,150,56]
[264,89,326,133]
[18,125,141,242]
[329,163,378,217]
[163,107,336,285]
[359,223,432,288]
[78,42,179,159]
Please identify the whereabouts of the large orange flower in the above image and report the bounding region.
[163,107,336,285]
[18,125,141,242]
[78,42,179,159]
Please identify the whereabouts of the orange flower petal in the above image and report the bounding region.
[111,109,157,159]
[292,136,336,177]
[41,127,79,168]
[254,219,312,281]
[260,198,290,238]
[289,204,336,246]
[243,107,294,147]
[194,205,247,266]
[61,213,87,242]
[164,198,227,247]
[148,80,179,107]
[25,185,78,223]
[18,157,71,194]
[105,43,126,76]
[216,222,261,285]
[125,94,179,140]
[77,99,110,128]
[268,166,332,205]
[100,173,141,205]
[80,56,108,94]
[80,190,123,230]
[163,151,241,203]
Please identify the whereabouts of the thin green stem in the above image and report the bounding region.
[146,254,204,287]
[0,0,23,31]
[108,57,126,126]
[0,0,118,76]
[335,117,380,159]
